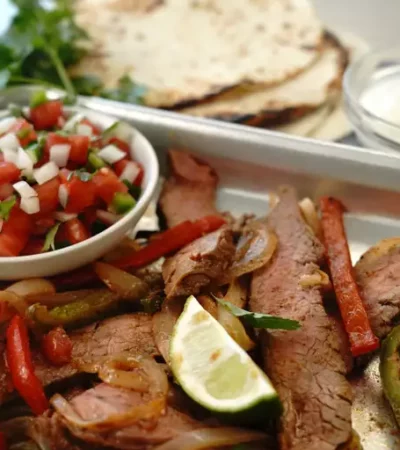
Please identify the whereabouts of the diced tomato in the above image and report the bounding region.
[108,137,130,154]
[45,133,90,165]
[30,100,63,130]
[9,119,37,147]
[0,162,20,185]
[68,135,90,165]
[34,178,60,215]
[64,218,90,244]
[0,184,14,201]
[32,215,55,236]
[22,239,45,255]
[81,119,101,136]
[92,168,128,204]
[81,206,98,229]
[113,159,144,186]
[0,206,32,256]
[41,327,72,366]
[59,172,96,213]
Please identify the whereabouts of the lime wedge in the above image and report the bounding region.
[170,296,282,418]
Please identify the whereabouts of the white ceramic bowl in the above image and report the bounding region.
[0,107,159,280]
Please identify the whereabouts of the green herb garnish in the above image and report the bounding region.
[30,89,48,108]
[67,169,92,182]
[213,295,301,331]
[0,196,16,221]
[42,222,61,252]
[101,75,146,104]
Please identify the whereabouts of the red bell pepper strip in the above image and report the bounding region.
[115,215,226,269]
[320,197,379,357]
[0,431,6,450]
[53,215,226,289]
[6,315,49,415]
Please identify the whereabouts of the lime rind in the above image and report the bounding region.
[170,296,282,417]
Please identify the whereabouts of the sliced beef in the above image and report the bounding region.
[355,239,400,339]
[0,314,158,405]
[163,227,235,298]
[250,187,352,450]
[56,383,203,449]
[159,149,220,228]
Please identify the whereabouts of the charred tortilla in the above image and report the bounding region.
[179,32,348,126]
[74,0,324,108]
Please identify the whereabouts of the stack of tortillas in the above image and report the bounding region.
[73,0,368,141]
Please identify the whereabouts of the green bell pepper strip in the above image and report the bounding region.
[380,325,400,426]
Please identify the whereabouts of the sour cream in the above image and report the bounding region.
[359,67,400,145]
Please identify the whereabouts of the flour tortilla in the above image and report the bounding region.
[275,31,370,141]
[179,32,348,125]
[74,0,324,108]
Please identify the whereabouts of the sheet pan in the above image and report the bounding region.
[2,87,400,449]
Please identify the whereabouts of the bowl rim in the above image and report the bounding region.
[343,46,400,131]
[0,106,159,265]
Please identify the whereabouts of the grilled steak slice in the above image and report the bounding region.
[56,383,203,449]
[159,149,220,228]
[250,187,352,450]
[355,239,400,339]
[163,227,235,298]
[0,314,158,405]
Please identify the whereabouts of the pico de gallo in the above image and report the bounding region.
[0,91,143,257]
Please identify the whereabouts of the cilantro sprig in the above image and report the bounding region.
[0,1,146,105]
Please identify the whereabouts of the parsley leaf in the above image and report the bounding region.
[71,74,103,96]
[68,169,92,182]
[42,222,61,252]
[101,75,146,104]
[213,295,301,331]
[0,196,16,221]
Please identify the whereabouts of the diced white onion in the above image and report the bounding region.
[113,122,132,142]
[16,147,34,171]
[33,162,59,185]
[0,219,3,233]
[76,123,92,137]
[0,117,17,135]
[58,184,69,209]
[2,149,17,164]
[50,144,71,167]
[63,113,85,133]
[119,161,140,184]
[98,145,125,164]
[0,133,19,151]
[13,181,37,198]
[53,211,77,222]
[20,196,40,215]
[96,209,121,225]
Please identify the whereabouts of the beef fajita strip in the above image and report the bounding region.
[250,187,352,450]
[0,313,158,405]
[159,150,221,228]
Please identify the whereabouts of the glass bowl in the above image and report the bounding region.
[343,47,400,152]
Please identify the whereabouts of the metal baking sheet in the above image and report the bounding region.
[3,87,400,448]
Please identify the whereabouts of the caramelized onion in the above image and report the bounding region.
[6,279,56,301]
[299,270,331,289]
[152,302,182,364]
[153,427,271,450]
[94,262,149,300]
[355,237,400,273]
[198,295,218,318]
[53,354,168,431]
[217,303,255,351]
[102,237,142,262]
[222,222,277,284]
[0,291,28,322]
[224,278,248,309]
[51,393,166,432]
[299,197,321,237]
